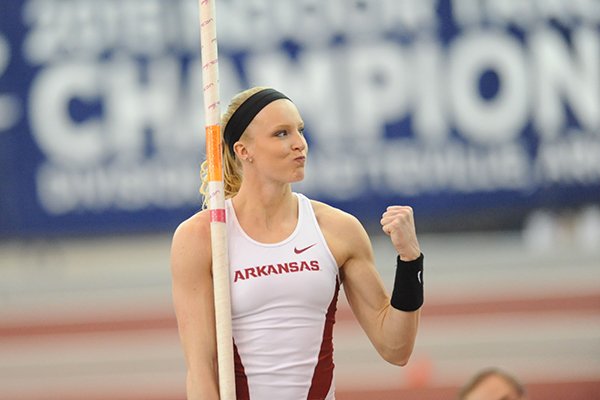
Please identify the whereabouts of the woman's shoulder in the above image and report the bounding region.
[172,209,212,248]
[171,209,213,275]
[307,197,371,267]
[308,198,364,232]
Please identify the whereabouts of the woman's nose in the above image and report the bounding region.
[292,131,306,150]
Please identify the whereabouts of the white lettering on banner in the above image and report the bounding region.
[30,62,106,166]
[0,34,22,132]
[381,0,437,34]
[347,43,410,142]
[297,141,532,199]
[449,30,529,145]
[535,132,600,185]
[411,39,447,145]
[37,160,201,215]
[21,0,600,216]
[28,56,244,212]
[297,136,600,202]
[245,49,347,142]
[452,0,600,28]
[23,0,200,61]
[103,57,181,162]
[218,0,437,51]
[29,58,213,166]
[531,27,600,139]
[246,25,599,147]
[24,0,245,213]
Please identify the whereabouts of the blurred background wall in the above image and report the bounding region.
[1,0,599,399]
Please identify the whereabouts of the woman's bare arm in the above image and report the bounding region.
[316,203,421,366]
[171,211,220,399]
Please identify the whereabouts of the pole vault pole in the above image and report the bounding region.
[198,0,235,398]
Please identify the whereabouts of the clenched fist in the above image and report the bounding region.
[380,206,421,261]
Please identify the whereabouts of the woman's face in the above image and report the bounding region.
[239,99,308,183]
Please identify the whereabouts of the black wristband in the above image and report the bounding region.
[390,253,424,312]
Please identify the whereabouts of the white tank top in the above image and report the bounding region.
[226,193,340,400]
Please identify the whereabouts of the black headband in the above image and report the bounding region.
[223,88,291,156]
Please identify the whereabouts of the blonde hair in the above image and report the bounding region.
[199,86,269,208]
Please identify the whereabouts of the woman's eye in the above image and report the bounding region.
[298,127,305,136]
[276,130,287,137]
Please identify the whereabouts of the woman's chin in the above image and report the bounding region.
[290,172,305,183]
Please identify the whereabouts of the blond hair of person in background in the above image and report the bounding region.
[458,368,527,400]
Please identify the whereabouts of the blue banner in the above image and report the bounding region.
[1,0,599,236]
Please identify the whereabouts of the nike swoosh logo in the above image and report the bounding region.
[417,271,422,285]
[294,243,317,254]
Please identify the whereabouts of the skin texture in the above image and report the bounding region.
[171,98,422,399]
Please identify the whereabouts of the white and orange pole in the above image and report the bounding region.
[198,0,235,398]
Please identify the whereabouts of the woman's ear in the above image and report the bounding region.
[233,141,249,161]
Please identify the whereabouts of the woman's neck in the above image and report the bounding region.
[232,181,297,237]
